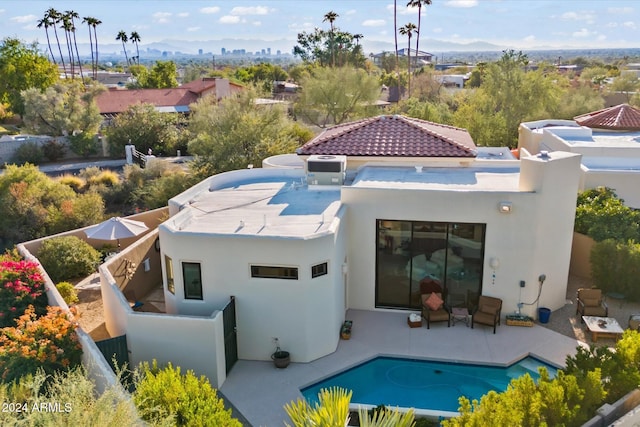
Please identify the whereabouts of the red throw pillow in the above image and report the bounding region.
[425,292,443,311]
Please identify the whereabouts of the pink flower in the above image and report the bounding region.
[9,307,16,312]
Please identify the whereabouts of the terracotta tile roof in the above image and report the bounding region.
[574,104,640,131]
[180,77,244,94]
[297,115,476,157]
[95,88,200,115]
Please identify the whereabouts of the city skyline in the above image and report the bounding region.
[0,1,638,54]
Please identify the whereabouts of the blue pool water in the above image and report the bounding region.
[301,356,557,414]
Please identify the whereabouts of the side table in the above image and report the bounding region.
[451,307,469,327]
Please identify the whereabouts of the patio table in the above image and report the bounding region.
[582,316,624,342]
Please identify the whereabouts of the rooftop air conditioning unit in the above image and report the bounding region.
[306,155,347,185]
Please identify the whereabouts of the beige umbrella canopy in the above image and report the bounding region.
[84,217,149,246]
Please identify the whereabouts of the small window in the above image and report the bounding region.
[182,262,203,300]
[165,255,174,294]
[312,262,328,278]
[251,265,298,280]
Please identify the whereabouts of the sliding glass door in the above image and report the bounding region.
[376,220,485,309]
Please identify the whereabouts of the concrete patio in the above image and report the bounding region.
[220,308,584,427]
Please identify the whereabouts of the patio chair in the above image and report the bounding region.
[421,292,451,329]
[576,288,608,319]
[471,295,502,334]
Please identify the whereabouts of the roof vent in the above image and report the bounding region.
[538,150,551,160]
[415,166,423,173]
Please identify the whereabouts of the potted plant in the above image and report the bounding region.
[271,338,290,369]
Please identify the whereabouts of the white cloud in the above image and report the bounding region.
[387,5,418,15]
[362,19,385,27]
[608,7,634,14]
[572,28,592,38]
[288,22,314,31]
[219,15,243,24]
[200,7,220,14]
[597,35,607,41]
[559,11,596,23]
[524,35,536,43]
[0,9,6,14]
[623,21,637,29]
[152,12,172,24]
[10,14,37,24]
[230,6,272,16]
[187,27,200,32]
[252,21,262,26]
[177,12,189,18]
[444,1,478,8]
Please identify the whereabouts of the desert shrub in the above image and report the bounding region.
[87,170,120,187]
[69,133,98,157]
[12,141,43,165]
[0,259,48,328]
[37,236,101,283]
[57,174,85,192]
[133,360,241,426]
[0,367,143,425]
[42,139,66,162]
[0,305,82,383]
[55,281,78,305]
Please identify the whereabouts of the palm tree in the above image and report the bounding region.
[65,10,84,82]
[83,16,98,80]
[45,8,66,77]
[394,1,399,75]
[36,16,56,64]
[323,11,339,67]
[399,22,417,98]
[353,33,363,46]
[60,14,75,78]
[88,17,102,80]
[130,31,141,65]
[407,0,432,66]
[116,30,130,68]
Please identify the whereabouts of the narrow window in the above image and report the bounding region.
[182,262,203,300]
[312,262,328,278]
[250,265,298,280]
[165,255,174,294]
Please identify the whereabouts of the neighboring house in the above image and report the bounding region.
[519,103,640,208]
[98,114,582,387]
[372,49,434,69]
[94,78,243,118]
[434,74,470,89]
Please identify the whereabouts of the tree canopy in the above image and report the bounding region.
[129,60,179,88]
[0,37,58,116]
[188,88,312,177]
[295,66,381,128]
[293,28,366,68]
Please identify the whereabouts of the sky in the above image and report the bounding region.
[0,0,639,53]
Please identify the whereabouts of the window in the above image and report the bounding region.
[182,262,203,300]
[312,262,328,278]
[165,255,174,294]
[250,265,298,280]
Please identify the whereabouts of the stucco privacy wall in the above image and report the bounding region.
[100,238,227,388]
[580,167,640,209]
[341,151,582,318]
[158,211,348,364]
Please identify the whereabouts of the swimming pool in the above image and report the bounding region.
[301,356,558,415]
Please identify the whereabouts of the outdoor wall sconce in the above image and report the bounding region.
[498,201,512,213]
[489,257,500,270]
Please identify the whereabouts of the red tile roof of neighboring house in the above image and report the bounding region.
[95,88,200,115]
[297,115,476,157]
[574,104,640,131]
[179,77,244,94]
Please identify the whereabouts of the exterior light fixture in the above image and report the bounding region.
[489,257,500,270]
[498,201,512,213]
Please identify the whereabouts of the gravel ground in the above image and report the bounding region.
[540,275,638,346]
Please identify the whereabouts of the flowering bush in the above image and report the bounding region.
[0,259,48,328]
[0,305,82,383]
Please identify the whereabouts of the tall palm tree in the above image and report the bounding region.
[60,14,75,78]
[116,30,130,67]
[83,16,97,80]
[323,11,339,67]
[46,8,66,77]
[130,31,141,65]
[36,16,56,64]
[353,33,363,46]
[89,17,102,80]
[65,10,84,82]
[399,22,417,98]
[394,1,399,75]
[407,0,432,66]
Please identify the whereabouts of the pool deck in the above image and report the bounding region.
[220,308,583,427]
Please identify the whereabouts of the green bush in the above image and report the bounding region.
[69,133,98,157]
[575,187,640,242]
[42,139,66,162]
[133,360,241,426]
[12,141,44,165]
[591,239,640,300]
[37,236,100,283]
[56,281,79,305]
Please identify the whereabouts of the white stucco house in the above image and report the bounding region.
[518,103,640,208]
[151,114,582,378]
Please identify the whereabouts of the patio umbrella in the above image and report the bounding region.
[84,217,149,246]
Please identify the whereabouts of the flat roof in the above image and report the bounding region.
[167,175,342,239]
[555,130,640,147]
[352,166,522,191]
